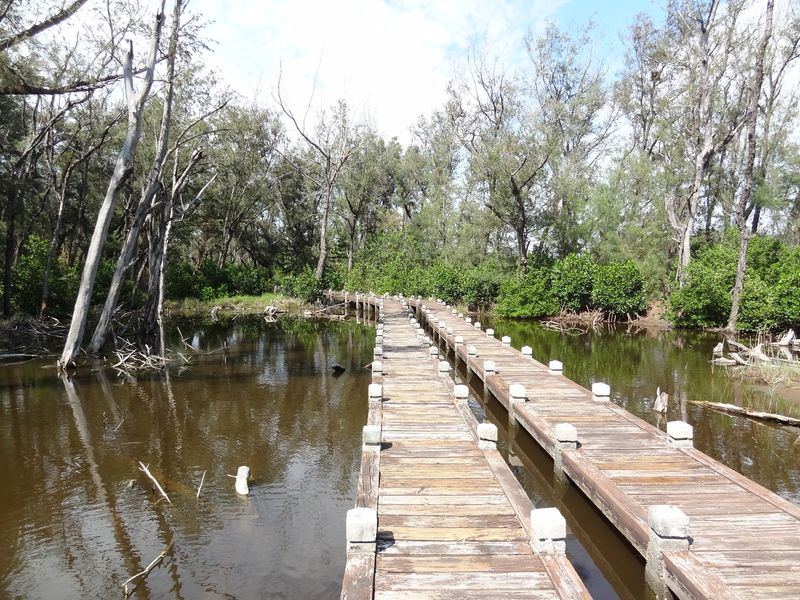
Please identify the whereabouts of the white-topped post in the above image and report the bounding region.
[373,346,383,360]
[530,507,566,555]
[372,360,383,375]
[645,505,690,597]
[346,507,378,552]
[477,422,498,450]
[474,321,481,330]
[368,383,383,401]
[362,425,381,452]
[486,328,494,338]
[509,383,526,423]
[521,346,533,358]
[483,360,495,374]
[454,384,469,400]
[465,317,472,324]
[554,423,578,478]
[592,382,610,402]
[467,345,477,357]
[438,360,450,373]
[501,335,511,347]
[667,421,693,448]
[429,347,439,357]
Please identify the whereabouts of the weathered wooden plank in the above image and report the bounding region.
[377,553,543,573]
[374,571,554,591]
[341,550,376,600]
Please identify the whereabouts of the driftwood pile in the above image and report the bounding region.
[711,330,799,366]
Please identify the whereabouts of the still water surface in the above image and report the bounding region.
[0,317,372,599]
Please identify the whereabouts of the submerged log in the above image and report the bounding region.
[691,401,800,427]
[235,465,250,495]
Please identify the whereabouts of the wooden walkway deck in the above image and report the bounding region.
[387,296,800,600]
[340,296,590,600]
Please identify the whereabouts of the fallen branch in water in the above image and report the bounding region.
[691,400,800,428]
[196,470,206,499]
[138,461,172,505]
[122,541,174,596]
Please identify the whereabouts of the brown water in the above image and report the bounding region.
[0,317,372,599]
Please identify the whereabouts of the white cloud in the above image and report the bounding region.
[190,0,567,143]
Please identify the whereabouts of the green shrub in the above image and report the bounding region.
[774,248,800,329]
[495,267,558,318]
[591,261,647,317]
[280,267,322,302]
[669,244,737,328]
[738,274,779,332]
[461,265,504,311]
[165,261,200,299]
[551,254,597,312]
[226,264,271,296]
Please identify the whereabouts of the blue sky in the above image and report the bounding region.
[188,0,664,142]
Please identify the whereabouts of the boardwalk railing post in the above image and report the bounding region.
[592,382,610,401]
[438,360,450,373]
[368,383,383,402]
[483,360,495,374]
[362,425,381,452]
[549,360,563,375]
[509,384,526,423]
[474,321,481,331]
[646,505,690,598]
[530,507,567,555]
[465,317,472,324]
[373,346,383,361]
[667,421,694,448]
[521,346,533,358]
[477,422,498,450]
[372,360,383,375]
[346,507,377,552]
[486,328,494,338]
[501,335,511,347]
[554,423,577,480]
[429,347,439,358]
[454,384,469,401]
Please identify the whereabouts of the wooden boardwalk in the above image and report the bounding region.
[340,296,590,600]
[389,296,800,600]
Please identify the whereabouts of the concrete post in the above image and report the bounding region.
[474,321,481,330]
[458,313,463,318]
[372,360,383,375]
[477,422,498,450]
[438,360,451,373]
[554,423,578,479]
[667,421,694,448]
[362,425,381,452]
[429,347,439,357]
[368,383,383,401]
[483,360,495,374]
[454,384,469,400]
[501,335,511,347]
[549,360,563,375]
[530,507,566,555]
[346,507,378,552]
[521,346,533,358]
[465,317,472,324]
[509,383,526,423]
[373,346,383,360]
[592,382,610,402]
[467,345,477,357]
[646,505,690,598]
[454,335,464,345]
[375,334,383,346]
[486,328,494,338]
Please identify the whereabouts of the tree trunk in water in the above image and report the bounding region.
[58,5,164,367]
[726,0,773,333]
[315,189,331,280]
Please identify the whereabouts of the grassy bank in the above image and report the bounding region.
[165,292,307,317]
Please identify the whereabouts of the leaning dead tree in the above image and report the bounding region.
[88,0,184,355]
[58,1,166,368]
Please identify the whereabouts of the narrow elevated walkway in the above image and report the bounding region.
[403,297,800,600]
[341,297,590,600]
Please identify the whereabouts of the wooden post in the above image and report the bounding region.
[554,423,577,480]
[483,360,495,374]
[477,423,498,450]
[486,328,494,338]
[372,360,383,375]
[235,466,250,495]
[501,335,511,347]
[465,317,472,324]
[646,505,690,598]
[592,382,610,402]
[521,346,533,358]
[549,360,563,375]
[530,507,566,555]
[474,322,481,330]
[368,383,383,401]
[454,384,469,400]
[429,347,439,358]
[438,360,450,373]
[373,346,383,360]
[667,421,693,448]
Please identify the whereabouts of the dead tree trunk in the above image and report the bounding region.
[726,0,773,333]
[58,2,165,368]
[88,0,182,354]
